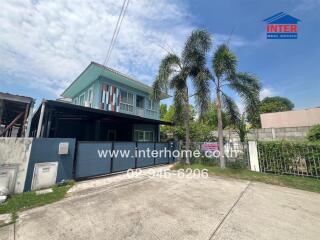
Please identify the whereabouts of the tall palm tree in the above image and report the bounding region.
[211,44,261,168]
[152,29,212,164]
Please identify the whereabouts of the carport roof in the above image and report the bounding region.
[0,92,34,126]
[35,100,172,125]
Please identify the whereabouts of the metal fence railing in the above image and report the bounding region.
[180,141,249,168]
[257,141,320,178]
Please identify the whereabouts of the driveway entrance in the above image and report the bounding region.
[4,166,320,240]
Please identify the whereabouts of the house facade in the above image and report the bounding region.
[63,62,165,120]
[30,62,170,142]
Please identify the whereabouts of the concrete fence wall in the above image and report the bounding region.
[0,137,76,193]
[0,138,33,193]
[212,126,312,142]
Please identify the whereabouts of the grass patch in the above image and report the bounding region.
[172,163,320,194]
[0,181,74,221]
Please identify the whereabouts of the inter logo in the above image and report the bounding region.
[263,12,301,39]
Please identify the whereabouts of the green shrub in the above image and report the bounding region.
[307,125,320,142]
[227,160,246,169]
[257,141,320,177]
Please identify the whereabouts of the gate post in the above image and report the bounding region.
[110,141,114,172]
[248,141,260,172]
[135,142,138,169]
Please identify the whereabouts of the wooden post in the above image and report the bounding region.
[0,112,24,137]
[20,103,30,137]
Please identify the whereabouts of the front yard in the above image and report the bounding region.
[0,181,74,225]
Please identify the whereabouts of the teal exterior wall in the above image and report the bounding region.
[71,75,160,120]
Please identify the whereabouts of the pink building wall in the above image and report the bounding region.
[260,108,320,128]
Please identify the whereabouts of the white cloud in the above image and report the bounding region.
[0,0,191,97]
[260,87,277,100]
[213,33,249,48]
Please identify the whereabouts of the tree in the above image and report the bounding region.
[247,96,294,128]
[202,102,229,129]
[246,109,261,128]
[161,104,217,142]
[152,29,212,164]
[260,96,294,113]
[235,114,249,143]
[210,44,261,168]
[160,104,168,120]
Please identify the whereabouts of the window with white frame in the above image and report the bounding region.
[120,90,134,112]
[79,94,85,106]
[145,98,155,110]
[74,87,93,107]
[134,130,154,142]
[86,87,93,107]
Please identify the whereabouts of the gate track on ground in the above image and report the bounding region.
[206,181,251,240]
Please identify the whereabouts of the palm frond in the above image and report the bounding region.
[169,72,187,90]
[182,29,212,71]
[212,44,237,80]
[228,80,260,116]
[152,53,181,100]
[192,68,211,118]
[221,93,240,125]
[235,72,261,92]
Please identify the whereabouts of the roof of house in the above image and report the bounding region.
[263,12,301,24]
[61,62,170,100]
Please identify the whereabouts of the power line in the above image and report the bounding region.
[103,0,130,66]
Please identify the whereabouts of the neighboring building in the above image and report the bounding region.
[0,92,35,137]
[30,62,171,141]
[260,108,320,128]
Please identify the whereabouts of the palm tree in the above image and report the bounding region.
[211,44,261,168]
[152,29,212,164]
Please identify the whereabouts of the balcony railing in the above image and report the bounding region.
[119,103,159,120]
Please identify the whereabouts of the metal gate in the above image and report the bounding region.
[75,141,177,179]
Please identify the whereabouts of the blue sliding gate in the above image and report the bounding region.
[75,141,177,179]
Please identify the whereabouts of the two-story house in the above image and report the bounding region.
[30,62,171,141]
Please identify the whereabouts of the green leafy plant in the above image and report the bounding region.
[307,125,320,142]
[257,141,320,177]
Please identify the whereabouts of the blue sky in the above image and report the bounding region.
[185,0,320,110]
[1,0,319,110]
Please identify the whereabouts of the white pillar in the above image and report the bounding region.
[36,102,45,138]
[248,141,260,172]
[271,128,276,139]
[25,101,35,137]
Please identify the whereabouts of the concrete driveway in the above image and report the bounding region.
[2,166,320,240]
